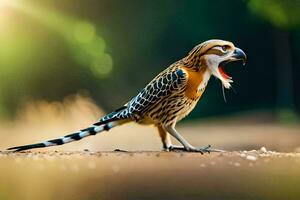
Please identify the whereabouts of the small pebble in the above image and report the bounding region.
[260,147,267,153]
[246,155,257,161]
[240,153,246,158]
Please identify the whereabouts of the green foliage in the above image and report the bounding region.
[248,0,300,29]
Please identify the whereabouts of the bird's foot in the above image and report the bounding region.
[190,145,226,154]
[166,145,225,154]
[164,145,185,152]
[190,145,212,154]
[166,145,199,152]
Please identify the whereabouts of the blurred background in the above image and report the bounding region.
[1,1,300,200]
[0,0,300,152]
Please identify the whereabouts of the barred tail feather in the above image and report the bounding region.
[7,120,126,152]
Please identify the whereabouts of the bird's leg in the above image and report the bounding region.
[157,125,172,151]
[157,125,186,151]
[164,126,224,153]
[164,125,201,152]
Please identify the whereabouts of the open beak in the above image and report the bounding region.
[216,47,247,89]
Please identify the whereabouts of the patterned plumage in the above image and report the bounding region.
[8,39,246,153]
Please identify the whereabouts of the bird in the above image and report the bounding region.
[8,39,247,153]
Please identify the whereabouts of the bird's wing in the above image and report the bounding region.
[126,67,187,116]
[95,67,188,124]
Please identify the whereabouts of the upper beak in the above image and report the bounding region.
[232,47,247,65]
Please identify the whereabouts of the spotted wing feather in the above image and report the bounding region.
[126,68,187,118]
[94,67,187,125]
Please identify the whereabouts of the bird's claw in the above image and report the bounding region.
[166,145,225,154]
[191,144,212,154]
[192,146,226,154]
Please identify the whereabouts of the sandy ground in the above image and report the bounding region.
[0,96,300,200]
[1,149,300,200]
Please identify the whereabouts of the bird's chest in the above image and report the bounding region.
[184,69,211,100]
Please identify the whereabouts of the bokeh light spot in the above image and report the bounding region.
[83,36,106,57]
[90,54,113,77]
[74,21,95,44]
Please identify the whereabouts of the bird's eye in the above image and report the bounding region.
[221,46,227,52]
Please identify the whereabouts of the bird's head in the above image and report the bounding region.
[184,39,247,89]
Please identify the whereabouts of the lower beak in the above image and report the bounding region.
[232,47,247,65]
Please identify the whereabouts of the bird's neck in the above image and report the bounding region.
[182,54,202,71]
[183,65,211,100]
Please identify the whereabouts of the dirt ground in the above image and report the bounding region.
[1,97,300,200]
[1,149,300,200]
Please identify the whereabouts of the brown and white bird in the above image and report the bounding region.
[8,39,246,153]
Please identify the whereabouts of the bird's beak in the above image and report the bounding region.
[231,47,247,65]
[216,47,247,89]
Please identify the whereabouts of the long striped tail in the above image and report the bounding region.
[7,119,129,152]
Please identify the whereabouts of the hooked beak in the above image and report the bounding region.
[216,47,247,89]
[231,47,247,65]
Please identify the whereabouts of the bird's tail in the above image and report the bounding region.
[7,111,131,152]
